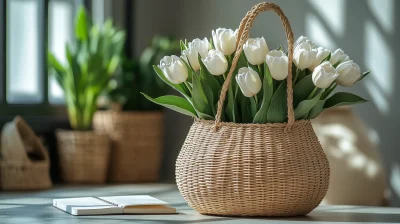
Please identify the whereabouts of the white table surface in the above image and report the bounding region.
[0,184,399,224]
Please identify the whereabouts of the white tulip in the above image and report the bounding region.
[330,48,350,65]
[159,55,188,84]
[294,42,317,70]
[201,49,228,76]
[309,47,330,70]
[336,60,361,86]
[312,61,338,88]
[212,28,238,55]
[294,35,316,49]
[181,38,210,71]
[236,67,262,97]
[266,50,289,80]
[243,37,269,65]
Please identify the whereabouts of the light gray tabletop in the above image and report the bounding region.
[0,184,399,224]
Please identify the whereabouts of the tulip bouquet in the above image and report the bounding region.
[142,28,369,123]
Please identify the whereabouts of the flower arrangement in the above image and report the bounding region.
[142,28,369,123]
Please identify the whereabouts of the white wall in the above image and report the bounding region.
[132,0,400,205]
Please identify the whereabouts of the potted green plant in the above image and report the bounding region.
[48,6,125,183]
[93,35,179,182]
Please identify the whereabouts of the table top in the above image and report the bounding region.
[0,184,399,224]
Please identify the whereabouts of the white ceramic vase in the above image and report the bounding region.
[311,107,388,206]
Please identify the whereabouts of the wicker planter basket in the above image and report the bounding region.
[0,116,52,190]
[56,130,110,183]
[93,111,164,182]
[176,2,330,217]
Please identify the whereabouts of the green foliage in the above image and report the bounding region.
[105,35,180,111]
[48,6,125,130]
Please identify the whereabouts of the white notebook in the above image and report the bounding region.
[53,195,177,216]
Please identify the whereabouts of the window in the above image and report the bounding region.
[0,0,90,119]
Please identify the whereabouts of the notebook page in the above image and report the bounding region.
[53,197,122,215]
[99,195,169,208]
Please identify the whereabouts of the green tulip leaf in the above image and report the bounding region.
[192,74,213,119]
[226,78,239,122]
[358,71,371,81]
[324,92,367,109]
[253,62,273,123]
[141,93,197,117]
[238,92,252,123]
[293,75,316,107]
[308,99,327,119]
[294,91,324,120]
[267,80,287,123]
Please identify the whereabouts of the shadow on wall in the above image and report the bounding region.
[135,0,400,205]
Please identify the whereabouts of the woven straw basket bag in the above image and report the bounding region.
[93,111,164,182]
[0,116,52,190]
[176,2,330,217]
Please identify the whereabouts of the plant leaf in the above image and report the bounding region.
[141,93,197,117]
[358,71,371,81]
[75,6,88,41]
[192,74,213,119]
[324,92,367,109]
[253,62,273,123]
[267,80,287,123]
[308,99,327,119]
[225,76,239,122]
[293,75,315,107]
[294,91,324,120]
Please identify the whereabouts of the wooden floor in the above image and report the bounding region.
[0,184,399,223]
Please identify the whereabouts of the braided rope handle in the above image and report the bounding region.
[214,2,295,132]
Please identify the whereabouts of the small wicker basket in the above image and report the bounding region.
[176,2,330,217]
[0,116,52,190]
[56,130,110,183]
[93,111,164,182]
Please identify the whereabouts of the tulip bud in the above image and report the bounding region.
[236,67,262,97]
[243,37,269,65]
[181,38,210,71]
[294,42,317,70]
[159,55,188,84]
[312,61,338,88]
[330,48,350,65]
[336,60,361,86]
[294,35,316,49]
[266,50,289,80]
[309,47,330,71]
[212,28,238,55]
[202,49,228,76]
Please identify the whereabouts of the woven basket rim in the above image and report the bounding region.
[96,110,164,115]
[195,118,311,128]
[56,129,108,137]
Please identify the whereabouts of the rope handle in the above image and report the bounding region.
[214,2,295,132]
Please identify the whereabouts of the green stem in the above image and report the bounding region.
[322,82,337,99]
[307,86,318,99]
[257,64,262,75]
[254,94,259,107]
[184,81,192,95]
[293,68,300,84]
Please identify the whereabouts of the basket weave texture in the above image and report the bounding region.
[176,120,329,216]
[0,116,52,190]
[93,111,164,182]
[175,2,330,217]
[56,130,110,183]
